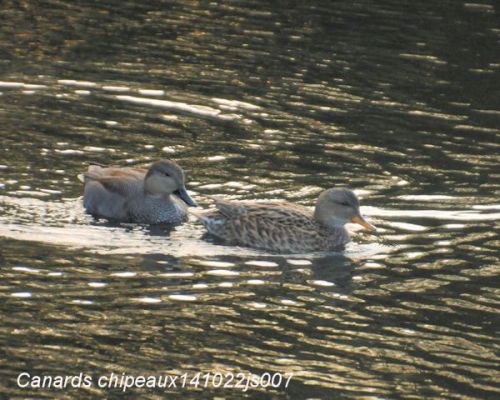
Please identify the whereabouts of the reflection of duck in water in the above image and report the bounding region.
[195,188,375,253]
[78,160,197,224]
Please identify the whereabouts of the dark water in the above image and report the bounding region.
[1,0,499,399]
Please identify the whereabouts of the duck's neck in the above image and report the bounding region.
[313,208,343,230]
[143,187,172,202]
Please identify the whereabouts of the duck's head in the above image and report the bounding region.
[314,188,375,231]
[144,160,197,206]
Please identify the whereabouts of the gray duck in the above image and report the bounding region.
[78,159,197,224]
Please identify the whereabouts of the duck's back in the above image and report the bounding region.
[200,200,347,252]
[84,166,146,194]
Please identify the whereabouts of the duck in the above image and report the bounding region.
[78,159,197,224]
[195,188,375,253]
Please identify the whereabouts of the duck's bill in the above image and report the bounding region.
[351,215,376,232]
[176,187,197,206]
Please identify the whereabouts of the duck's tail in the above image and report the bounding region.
[77,165,105,183]
[190,207,224,226]
[189,208,211,221]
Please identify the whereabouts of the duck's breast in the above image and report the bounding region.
[129,195,188,224]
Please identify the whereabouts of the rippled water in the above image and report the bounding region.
[1,0,499,399]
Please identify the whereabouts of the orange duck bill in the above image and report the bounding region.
[351,215,376,232]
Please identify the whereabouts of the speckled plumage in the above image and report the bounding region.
[196,188,375,253]
[78,160,196,224]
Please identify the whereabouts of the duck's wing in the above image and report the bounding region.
[80,166,147,196]
[243,203,316,228]
[202,200,322,251]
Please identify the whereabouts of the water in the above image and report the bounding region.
[1,0,499,398]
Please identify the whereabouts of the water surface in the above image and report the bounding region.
[1,0,499,399]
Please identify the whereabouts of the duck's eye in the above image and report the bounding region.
[340,201,349,206]
[164,172,170,177]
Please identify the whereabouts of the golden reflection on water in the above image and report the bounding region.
[1,0,500,399]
